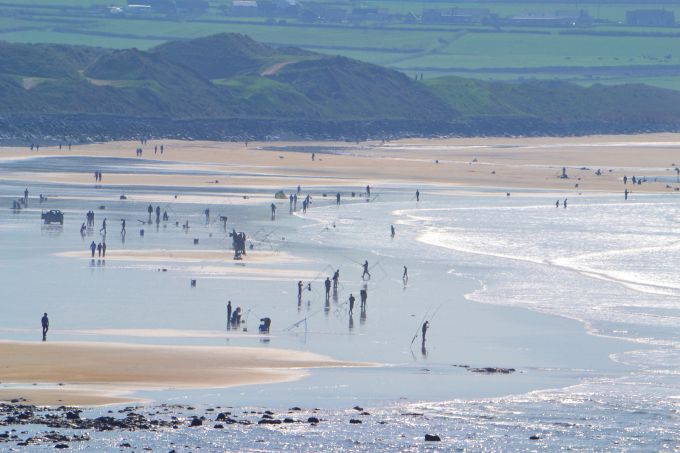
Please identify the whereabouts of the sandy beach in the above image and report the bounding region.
[0,134,678,450]
[1,133,679,193]
[0,341,360,406]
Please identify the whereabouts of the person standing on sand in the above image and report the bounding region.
[625,189,628,200]
[332,269,340,291]
[416,189,420,202]
[391,225,395,238]
[297,281,304,303]
[421,321,429,345]
[90,241,96,257]
[336,192,340,205]
[23,188,28,205]
[271,203,276,220]
[360,288,367,309]
[97,242,102,257]
[102,242,107,258]
[325,277,331,301]
[41,313,49,341]
[349,294,355,315]
[366,185,371,197]
[227,301,232,329]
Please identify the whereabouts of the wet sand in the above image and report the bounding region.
[1,134,679,192]
[0,341,362,406]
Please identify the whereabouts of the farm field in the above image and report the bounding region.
[0,1,679,88]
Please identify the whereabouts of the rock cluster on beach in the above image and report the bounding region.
[0,401,445,449]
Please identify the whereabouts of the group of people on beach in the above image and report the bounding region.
[93,171,103,183]
[135,141,165,157]
[89,240,107,258]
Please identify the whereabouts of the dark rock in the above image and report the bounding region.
[289,407,301,411]
[529,435,541,440]
[425,434,441,442]
[119,443,132,448]
[65,412,80,420]
[468,367,515,374]
[54,444,69,449]
[307,417,319,424]
[352,406,363,411]
[257,419,282,425]
[349,419,362,424]
[264,410,274,415]
[213,424,224,429]
[283,418,295,423]
[261,414,273,420]
[189,418,202,427]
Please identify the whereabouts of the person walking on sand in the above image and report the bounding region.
[90,241,96,257]
[555,200,560,208]
[297,280,304,303]
[271,203,276,220]
[416,189,420,202]
[421,321,429,345]
[41,313,49,341]
[360,288,367,309]
[349,294,355,315]
[23,188,28,205]
[366,185,371,198]
[624,189,628,200]
[336,192,341,205]
[563,199,568,209]
[391,225,395,238]
[101,218,107,235]
[227,301,232,329]
[362,260,371,280]
[403,266,408,280]
[121,219,126,235]
[102,242,107,258]
[97,242,102,257]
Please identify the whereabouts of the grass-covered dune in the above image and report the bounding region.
[2,33,680,141]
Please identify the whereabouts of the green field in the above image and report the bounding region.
[0,1,679,89]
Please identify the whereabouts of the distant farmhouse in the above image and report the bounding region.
[225,0,299,18]
[124,0,208,15]
[508,10,592,27]
[421,8,490,25]
[625,10,675,27]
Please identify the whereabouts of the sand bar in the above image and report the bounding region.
[1,134,680,193]
[0,340,362,406]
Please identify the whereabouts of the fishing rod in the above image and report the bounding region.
[410,303,443,347]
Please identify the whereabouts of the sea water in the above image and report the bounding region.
[0,155,678,450]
